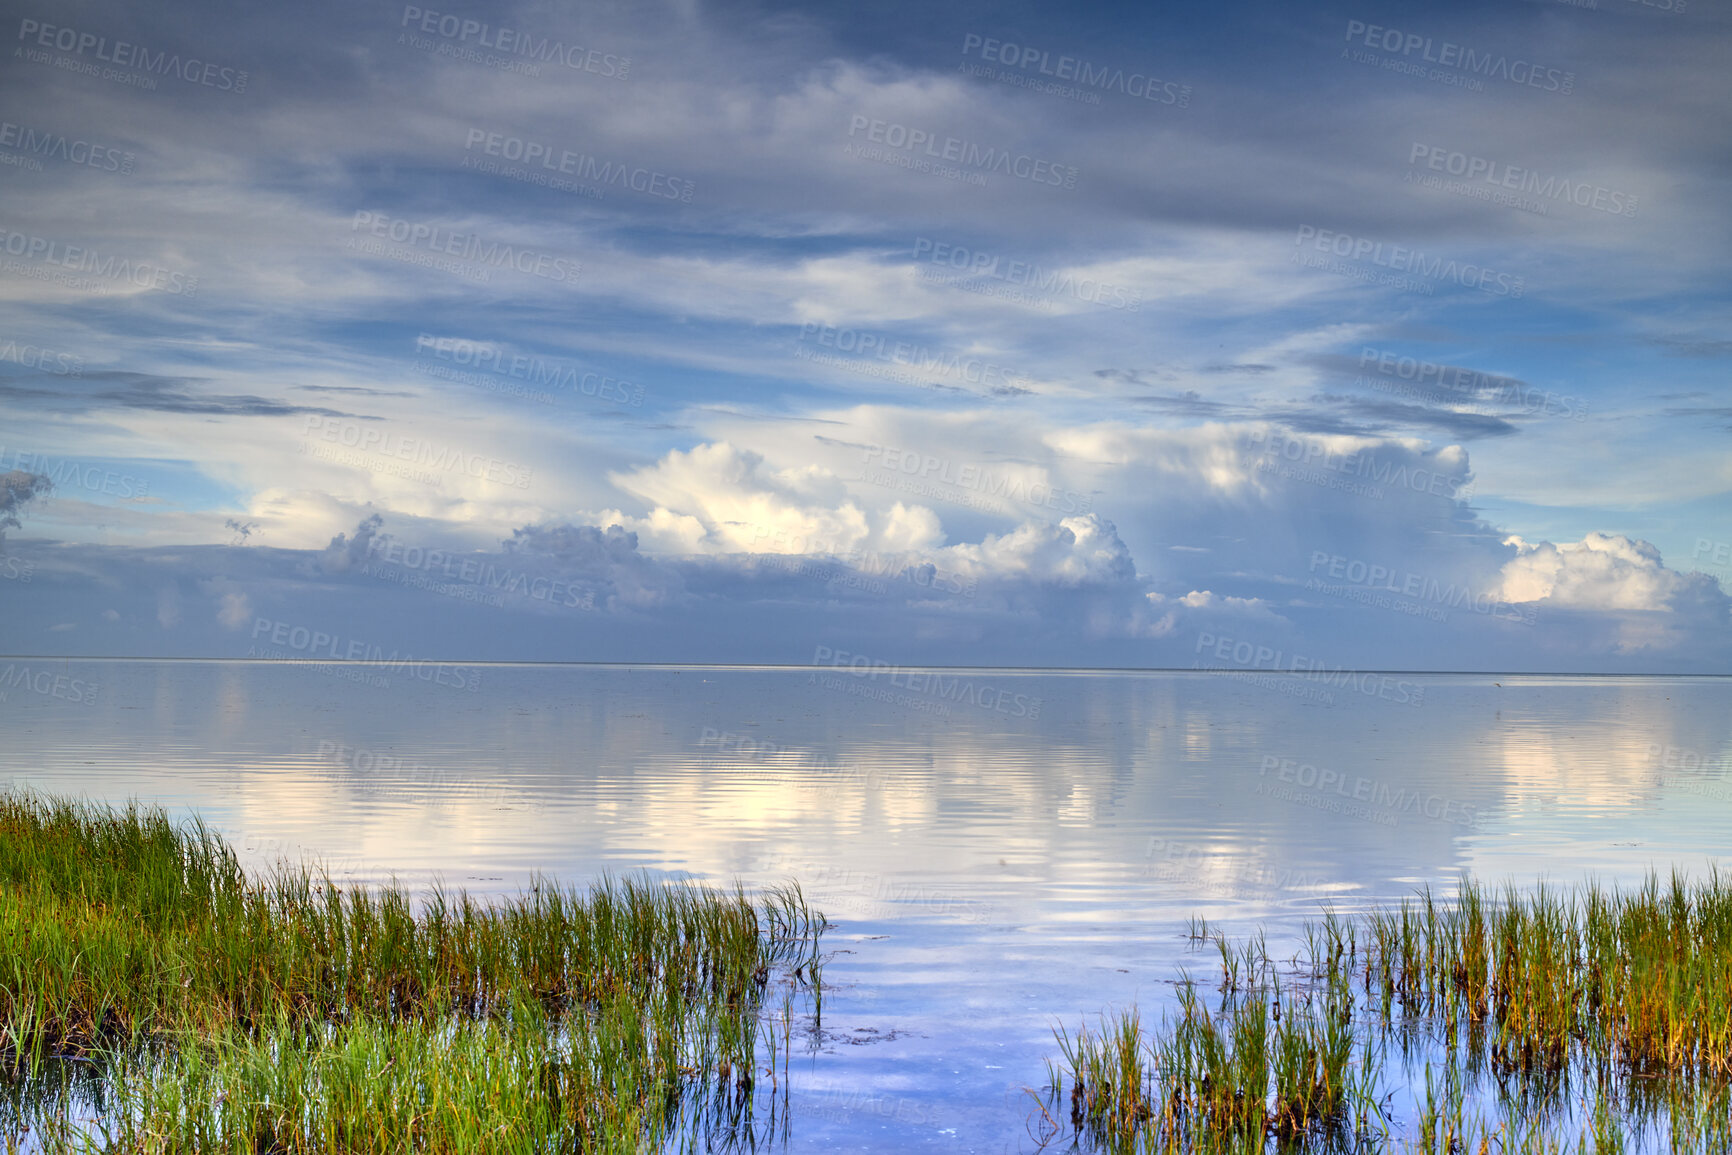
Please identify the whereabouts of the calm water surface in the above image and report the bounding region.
[4,660,1730,1150]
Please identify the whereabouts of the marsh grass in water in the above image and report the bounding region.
[0,789,825,1152]
[1037,874,1732,1152]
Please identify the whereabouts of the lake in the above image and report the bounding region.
[3,659,1729,1150]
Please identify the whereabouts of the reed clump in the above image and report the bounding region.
[1040,872,1732,1152]
[0,789,824,1151]
[1365,873,1732,1084]
[1052,940,1371,1152]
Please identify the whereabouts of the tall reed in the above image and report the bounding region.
[0,789,825,1151]
[1043,871,1732,1152]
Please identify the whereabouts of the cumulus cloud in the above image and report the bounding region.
[203,577,255,630]
[1498,533,1716,612]
[319,513,384,574]
[0,0,1725,673]
[606,437,1152,596]
[1141,589,1286,638]
[1496,533,1729,652]
[504,522,684,610]
[936,514,1134,585]
[608,442,881,555]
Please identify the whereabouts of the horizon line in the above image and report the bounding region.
[0,656,1726,678]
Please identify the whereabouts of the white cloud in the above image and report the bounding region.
[1496,532,1729,652]
[1497,533,1715,612]
[935,514,1132,585]
[606,441,944,555]
[156,584,181,629]
[1140,589,1286,638]
[205,578,255,630]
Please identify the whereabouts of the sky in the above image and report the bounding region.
[0,0,1728,670]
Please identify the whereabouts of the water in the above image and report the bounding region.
[4,659,1730,1149]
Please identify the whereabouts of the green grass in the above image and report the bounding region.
[1039,873,1732,1152]
[0,789,825,1152]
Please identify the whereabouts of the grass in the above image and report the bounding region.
[0,789,825,1152]
[1038,872,1732,1153]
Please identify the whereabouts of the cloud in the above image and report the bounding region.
[0,0,1727,674]
[1648,337,1732,359]
[504,521,684,610]
[937,513,1134,585]
[203,576,254,630]
[320,512,384,574]
[1308,395,1520,441]
[1497,533,1720,612]
[0,373,370,419]
[606,440,942,556]
[0,470,52,541]
[1141,588,1285,638]
[156,584,182,630]
[1496,533,1729,652]
[1661,405,1732,430]
[1098,370,1522,440]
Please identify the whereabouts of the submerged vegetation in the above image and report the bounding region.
[1040,874,1732,1153]
[0,789,825,1152]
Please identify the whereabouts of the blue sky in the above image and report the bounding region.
[1,0,1728,669]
